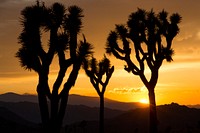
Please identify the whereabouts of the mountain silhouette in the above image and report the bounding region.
[0,93,200,133]
[68,94,148,110]
[187,104,200,109]
[1,92,200,133]
[0,101,124,124]
[0,92,148,110]
[0,106,40,133]
[77,103,200,133]
[0,92,37,103]
[0,106,36,126]
[0,101,40,123]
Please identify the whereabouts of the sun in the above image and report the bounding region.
[139,99,149,104]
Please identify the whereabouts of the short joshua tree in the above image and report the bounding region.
[83,56,114,133]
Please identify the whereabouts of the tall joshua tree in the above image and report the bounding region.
[83,56,114,133]
[106,9,181,133]
[16,1,93,133]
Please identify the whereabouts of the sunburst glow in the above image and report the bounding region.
[139,99,149,104]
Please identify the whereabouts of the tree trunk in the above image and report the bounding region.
[58,90,70,132]
[37,74,50,133]
[47,92,69,133]
[99,94,104,133]
[148,89,158,133]
[37,92,50,133]
[49,96,60,133]
[49,119,60,133]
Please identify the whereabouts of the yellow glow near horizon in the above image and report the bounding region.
[139,99,149,104]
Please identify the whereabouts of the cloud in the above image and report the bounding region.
[0,71,33,78]
[157,83,178,87]
[160,61,200,74]
[176,32,193,42]
[108,86,146,95]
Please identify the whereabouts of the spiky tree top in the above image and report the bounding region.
[16,2,92,72]
[16,2,93,96]
[83,56,114,95]
[106,9,181,76]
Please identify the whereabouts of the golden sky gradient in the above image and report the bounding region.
[0,0,200,105]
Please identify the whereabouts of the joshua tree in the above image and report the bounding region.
[16,1,92,133]
[106,9,181,133]
[83,56,114,133]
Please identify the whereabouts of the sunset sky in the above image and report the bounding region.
[0,0,200,105]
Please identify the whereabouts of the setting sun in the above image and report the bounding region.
[139,99,149,104]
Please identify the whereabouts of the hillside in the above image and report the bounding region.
[1,92,200,133]
[68,94,148,110]
[0,107,41,133]
[0,101,124,124]
[0,99,200,133]
[76,103,200,133]
[0,92,148,110]
[0,92,37,103]
[0,101,40,123]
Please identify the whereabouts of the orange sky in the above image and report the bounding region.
[0,0,200,105]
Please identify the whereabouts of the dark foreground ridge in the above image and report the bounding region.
[0,93,200,133]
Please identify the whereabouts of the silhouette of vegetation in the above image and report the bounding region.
[16,1,92,133]
[106,8,181,133]
[83,56,114,133]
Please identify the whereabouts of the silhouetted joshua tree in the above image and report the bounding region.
[83,56,114,133]
[106,9,181,133]
[16,1,92,133]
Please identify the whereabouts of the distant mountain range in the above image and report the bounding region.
[0,92,138,124]
[0,101,124,125]
[0,92,200,133]
[70,103,200,133]
[1,101,200,133]
[0,92,148,110]
[0,106,40,133]
[0,92,38,103]
[102,103,200,133]
[187,104,200,109]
